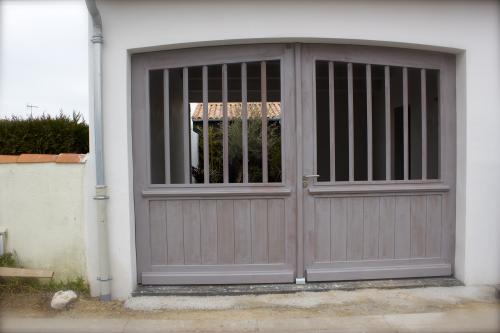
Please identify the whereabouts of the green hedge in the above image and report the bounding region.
[0,112,89,154]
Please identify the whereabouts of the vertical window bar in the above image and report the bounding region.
[222,64,229,183]
[347,62,354,182]
[163,69,171,184]
[146,70,151,184]
[328,61,335,182]
[421,69,427,180]
[366,64,373,181]
[384,65,391,180]
[182,67,190,184]
[261,61,268,183]
[242,63,249,183]
[403,67,409,180]
[202,65,209,184]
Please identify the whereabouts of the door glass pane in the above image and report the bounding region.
[227,63,243,183]
[353,63,367,181]
[427,69,439,179]
[149,69,165,184]
[167,68,185,184]
[246,62,263,183]
[408,68,422,180]
[266,60,282,183]
[206,65,223,183]
[186,66,203,183]
[390,67,404,180]
[315,61,330,182]
[371,65,386,180]
[334,62,349,181]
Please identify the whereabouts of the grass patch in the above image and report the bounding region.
[0,253,90,296]
[0,252,17,267]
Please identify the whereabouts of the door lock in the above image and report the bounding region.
[302,174,320,188]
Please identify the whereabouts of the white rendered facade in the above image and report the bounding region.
[85,0,500,299]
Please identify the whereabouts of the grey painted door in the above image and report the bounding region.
[132,44,297,284]
[299,44,456,281]
[132,43,456,285]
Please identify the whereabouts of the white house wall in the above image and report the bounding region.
[90,0,500,299]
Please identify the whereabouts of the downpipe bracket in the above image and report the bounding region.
[91,35,103,44]
[97,277,113,282]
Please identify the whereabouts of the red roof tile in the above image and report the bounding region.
[192,102,281,121]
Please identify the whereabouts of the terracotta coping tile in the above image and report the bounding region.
[0,155,19,163]
[55,153,86,163]
[17,154,58,163]
[0,153,87,164]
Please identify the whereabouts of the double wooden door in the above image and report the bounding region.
[132,44,455,285]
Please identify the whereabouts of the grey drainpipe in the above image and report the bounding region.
[85,0,111,301]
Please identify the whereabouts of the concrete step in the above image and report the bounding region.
[133,277,463,297]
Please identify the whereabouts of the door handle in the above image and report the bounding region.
[302,174,320,188]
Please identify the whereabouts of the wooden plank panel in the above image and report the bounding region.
[217,200,235,264]
[284,198,296,267]
[410,196,427,258]
[200,200,218,264]
[222,64,229,183]
[261,61,268,183]
[385,66,391,180]
[421,69,427,180]
[328,61,336,182]
[426,195,442,257]
[379,196,396,259]
[268,199,285,263]
[403,67,409,180]
[234,200,252,264]
[347,197,363,260]
[182,67,190,184]
[241,63,249,183]
[251,199,268,263]
[394,196,411,259]
[366,64,373,181]
[166,200,184,264]
[182,200,201,264]
[163,69,171,184]
[347,63,354,182]
[149,201,167,265]
[440,194,452,261]
[143,265,294,285]
[363,197,379,259]
[314,198,331,262]
[202,66,209,184]
[330,197,347,261]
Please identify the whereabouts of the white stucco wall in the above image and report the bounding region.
[0,162,87,280]
[90,0,500,299]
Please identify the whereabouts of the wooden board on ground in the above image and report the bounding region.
[0,267,53,278]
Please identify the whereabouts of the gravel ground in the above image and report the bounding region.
[0,285,498,322]
[124,285,498,312]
